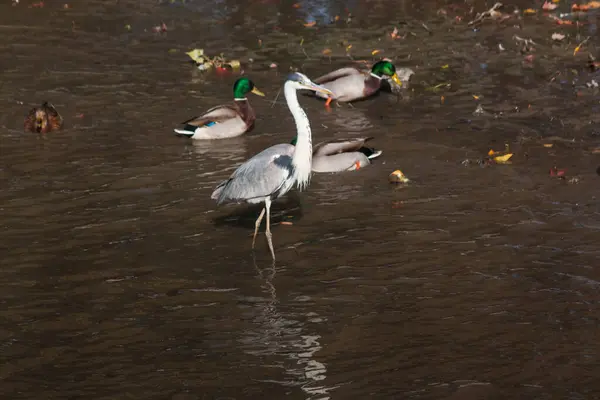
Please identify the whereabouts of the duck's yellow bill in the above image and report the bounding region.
[251,87,265,96]
[390,73,402,86]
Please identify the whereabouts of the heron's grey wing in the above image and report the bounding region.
[212,144,295,204]
[313,137,374,157]
[182,104,239,127]
[313,67,363,84]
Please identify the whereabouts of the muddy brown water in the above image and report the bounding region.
[1,0,600,399]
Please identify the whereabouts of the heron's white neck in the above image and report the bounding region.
[284,81,312,191]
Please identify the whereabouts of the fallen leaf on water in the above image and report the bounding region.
[186,49,206,64]
[440,95,445,104]
[550,167,566,176]
[303,21,316,27]
[346,44,353,51]
[523,8,537,15]
[371,49,381,55]
[280,221,293,225]
[125,24,132,31]
[269,62,278,68]
[389,169,410,183]
[543,143,554,148]
[390,27,399,39]
[543,1,558,10]
[322,48,332,55]
[493,153,513,164]
[488,144,510,157]
[574,37,590,56]
[152,22,167,33]
[551,33,565,41]
[185,48,240,72]
[472,95,480,100]
[441,64,449,69]
[226,60,241,70]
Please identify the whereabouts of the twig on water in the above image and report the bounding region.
[270,88,281,108]
[468,2,502,26]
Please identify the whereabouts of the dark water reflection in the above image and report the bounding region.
[1,0,600,399]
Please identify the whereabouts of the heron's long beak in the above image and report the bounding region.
[301,82,334,96]
[251,87,265,96]
[390,73,402,86]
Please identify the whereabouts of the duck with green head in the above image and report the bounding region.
[312,60,402,106]
[290,136,382,173]
[174,77,264,139]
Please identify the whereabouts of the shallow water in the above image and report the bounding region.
[1,0,600,399]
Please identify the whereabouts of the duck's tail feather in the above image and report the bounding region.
[174,127,196,137]
[359,147,383,159]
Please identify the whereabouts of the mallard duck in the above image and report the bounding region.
[174,77,264,139]
[291,137,382,172]
[24,102,63,133]
[313,60,402,106]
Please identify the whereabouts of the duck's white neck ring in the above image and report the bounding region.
[234,98,247,101]
[370,72,383,80]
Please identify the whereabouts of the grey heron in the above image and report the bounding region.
[211,72,334,259]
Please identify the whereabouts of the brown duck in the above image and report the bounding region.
[24,102,63,133]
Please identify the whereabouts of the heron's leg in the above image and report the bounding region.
[252,207,266,249]
[264,197,275,260]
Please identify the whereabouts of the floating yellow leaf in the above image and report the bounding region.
[441,64,449,69]
[523,8,537,15]
[488,149,496,156]
[322,48,332,55]
[543,143,554,148]
[473,95,480,100]
[371,49,381,55]
[186,48,205,63]
[280,221,293,225]
[303,21,316,27]
[440,95,445,104]
[389,169,410,183]
[346,44,353,51]
[226,60,241,70]
[493,153,513,163]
